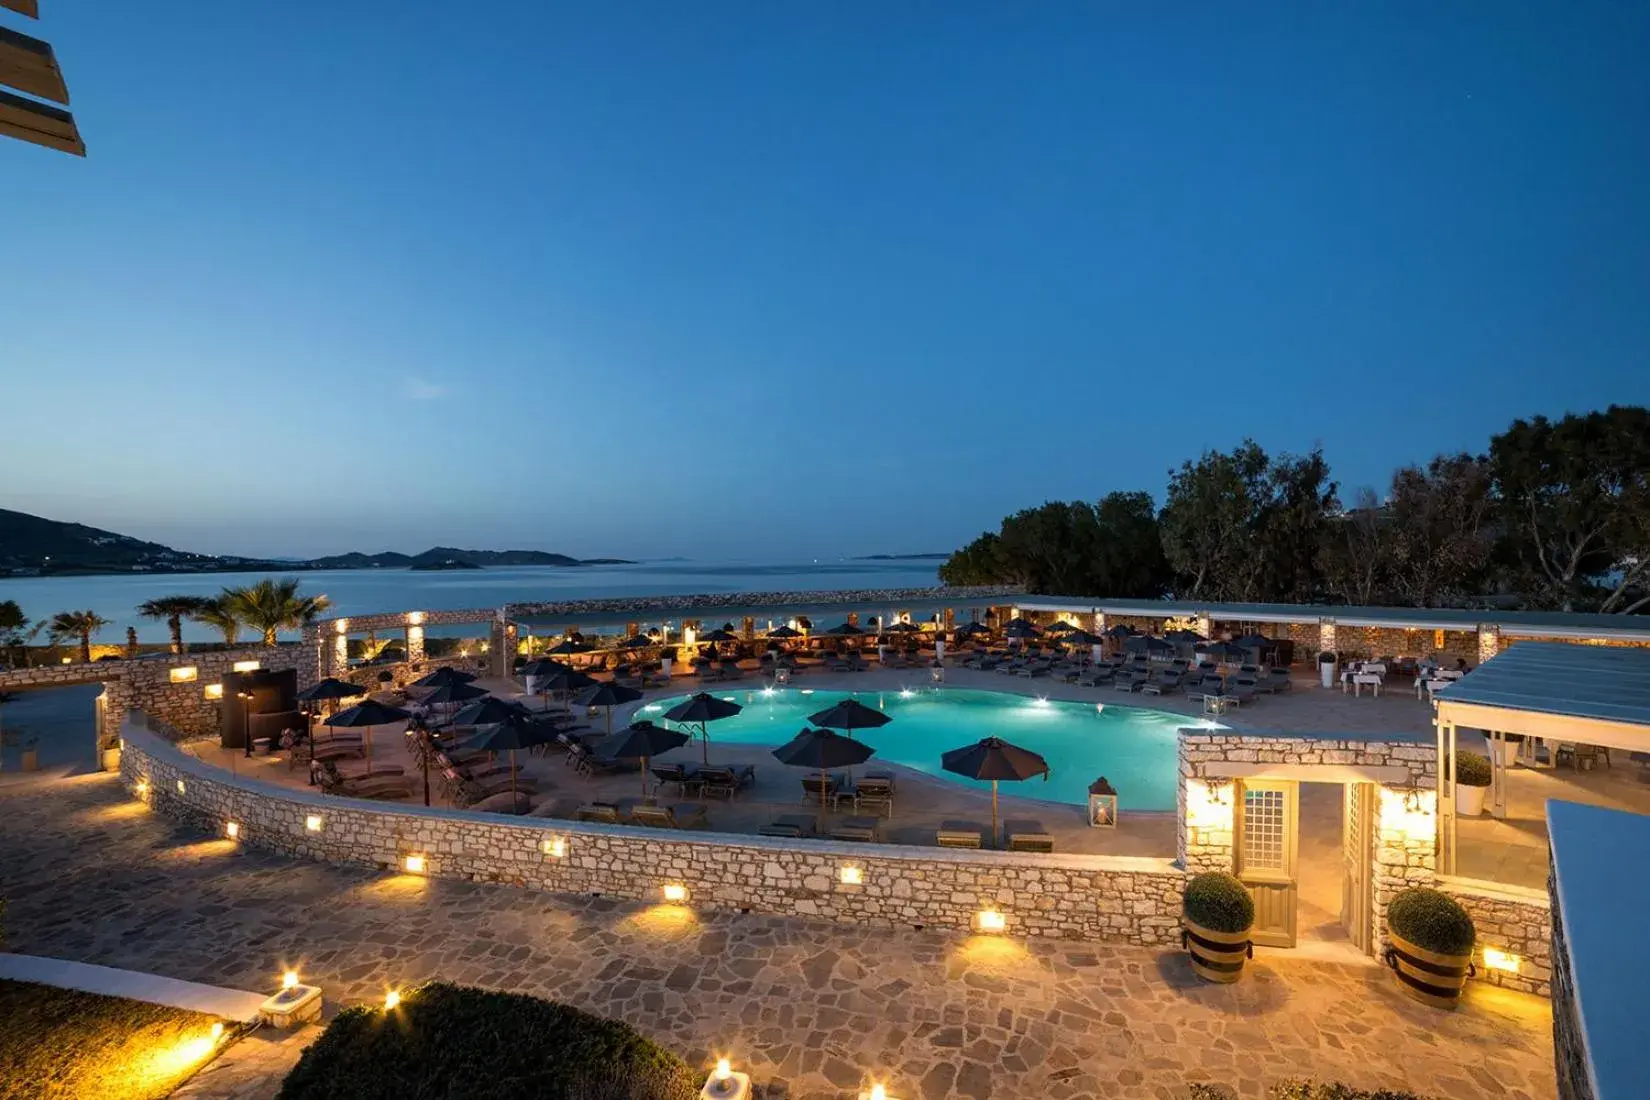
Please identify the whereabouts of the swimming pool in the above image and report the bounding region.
[641,688,1205,810]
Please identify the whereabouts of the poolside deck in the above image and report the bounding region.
[180,661,1650,885]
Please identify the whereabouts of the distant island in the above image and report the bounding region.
[854,553,950,561]
[0,509,634,577]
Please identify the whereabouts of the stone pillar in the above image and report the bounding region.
[331,621,349,678]
[405,612,425,667]
[741,616,755,642]
[1373,785,1438,950]
[944,607,956,632]
[1177,769,1235,876]
[847,612,859,627]
[1318,618,1337,656]
[1195,612,1213,639]
[1477,624,1500,666]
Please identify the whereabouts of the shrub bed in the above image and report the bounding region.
[276,982,698,1100]
[1387,887,1475,956]
[0,978,229,1100]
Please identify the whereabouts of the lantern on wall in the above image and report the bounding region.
[1088,777,1119,828]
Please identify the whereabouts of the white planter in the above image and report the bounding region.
[1455,783,1488,817]
[1319,662,1336,689]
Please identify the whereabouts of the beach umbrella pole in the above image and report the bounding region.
[992,780,999,849]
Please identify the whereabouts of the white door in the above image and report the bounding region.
[1236,779,1299,948]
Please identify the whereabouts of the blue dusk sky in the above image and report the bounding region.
[2,3,1647,560]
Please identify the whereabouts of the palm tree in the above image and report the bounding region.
[191,598,244,648]
[219,579,332,646]
[137,595,214,654]
[48,610,110,664]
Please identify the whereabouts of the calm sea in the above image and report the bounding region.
[0,560,944,644]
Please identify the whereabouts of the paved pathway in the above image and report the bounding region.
[1,773,1556,1100]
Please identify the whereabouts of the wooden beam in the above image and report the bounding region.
[0,86,83,155]
[1,0,40,20]
[0,25,68,104]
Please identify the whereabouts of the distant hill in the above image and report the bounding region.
[0,508,634,576]
[0,508,215,571]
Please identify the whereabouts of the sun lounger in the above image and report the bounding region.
[758,814,819,838]
[936,820,984,849]
[575,802,623,824]
[800,773,839,801]
[854,776,895,816]
[1004,819,1055,853]
[631,802,710,829]
[698,764,755,799]
[830,816,880,843]
[650,763,702,796]
[314,763,411,800]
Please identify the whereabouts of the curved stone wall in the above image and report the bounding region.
[118,711,1183,945]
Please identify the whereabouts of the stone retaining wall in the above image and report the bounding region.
[1548,863,1593,1100]
[1438,876,1552,997]
[119,711,1183,945]
[1179,730,1438,785]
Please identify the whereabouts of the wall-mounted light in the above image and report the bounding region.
[225,821,240,840]
[383,989,401,1010]
[542,837,566,858]
[1483,947,1521,974]
[232,659,260,673]
[169,666,198,683]
[403,854,426,874]
[282,970,300,990]
[839,866,863,886]
[334,619,349,635]
[662,883,688,903]
[976,909,1007,933]
[406,611,425,626]
[176,779,186,795]
[204,683,224,700]
[305,815,323,832]
[134,778,149,798]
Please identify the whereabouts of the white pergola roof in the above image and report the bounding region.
[1435,642,1650,752]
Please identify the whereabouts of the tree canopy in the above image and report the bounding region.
[942,405,1649,614]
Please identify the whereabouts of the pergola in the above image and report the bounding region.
[0,0,84,156]
[1434,642,1650,874]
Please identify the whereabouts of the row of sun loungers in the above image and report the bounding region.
[937,819,1054,851]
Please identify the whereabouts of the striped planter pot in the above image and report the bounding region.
[1385,930,1475,1009]
[1183,917,1253,984]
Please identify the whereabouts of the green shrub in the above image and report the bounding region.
[277,982,697,1100]
[1316,651,1337,664]
[1183,872,1255,933]
[1387,887,1475,956]
[1450,751,1492,787]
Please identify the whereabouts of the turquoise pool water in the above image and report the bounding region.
[642,688,1202,810]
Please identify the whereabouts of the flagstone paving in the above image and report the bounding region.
[1,772,1556,1100]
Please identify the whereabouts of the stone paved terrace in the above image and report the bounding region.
[0,770,1556,1100]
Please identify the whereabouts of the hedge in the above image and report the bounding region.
[0,978,229,1100]
[1191,1083,1431,1099]
[277,982,698,1100]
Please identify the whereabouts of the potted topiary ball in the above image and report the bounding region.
[1385,887,1476,1009]
[1317,650,1337,689]
[1182,872,1256,983]
[1451,751,1492,816]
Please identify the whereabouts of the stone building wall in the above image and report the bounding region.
[1178,730,1438,785]
[1,645,314,747]
[119,713,1184,945]
[1548,863,1594,1100]
[1438,877,1552,997]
